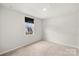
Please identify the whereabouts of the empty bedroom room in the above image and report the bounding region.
[0,3,79,56]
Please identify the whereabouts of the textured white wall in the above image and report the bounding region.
[43,12,77,48]
[0,6,42,53]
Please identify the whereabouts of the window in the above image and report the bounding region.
[25,17,34,35]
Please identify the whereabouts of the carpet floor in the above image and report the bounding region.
[2,41,77,56]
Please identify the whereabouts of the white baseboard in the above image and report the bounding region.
[45,40,77,49]
[0,39,42,55]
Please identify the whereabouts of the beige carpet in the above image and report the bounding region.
[2,41,77,56]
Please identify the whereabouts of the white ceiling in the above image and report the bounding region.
[0,3,78,19]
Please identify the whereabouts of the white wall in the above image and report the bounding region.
[78,9,79,48]
[0,6,42,54]
[0,7,1,51]
[43,12,77,48]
